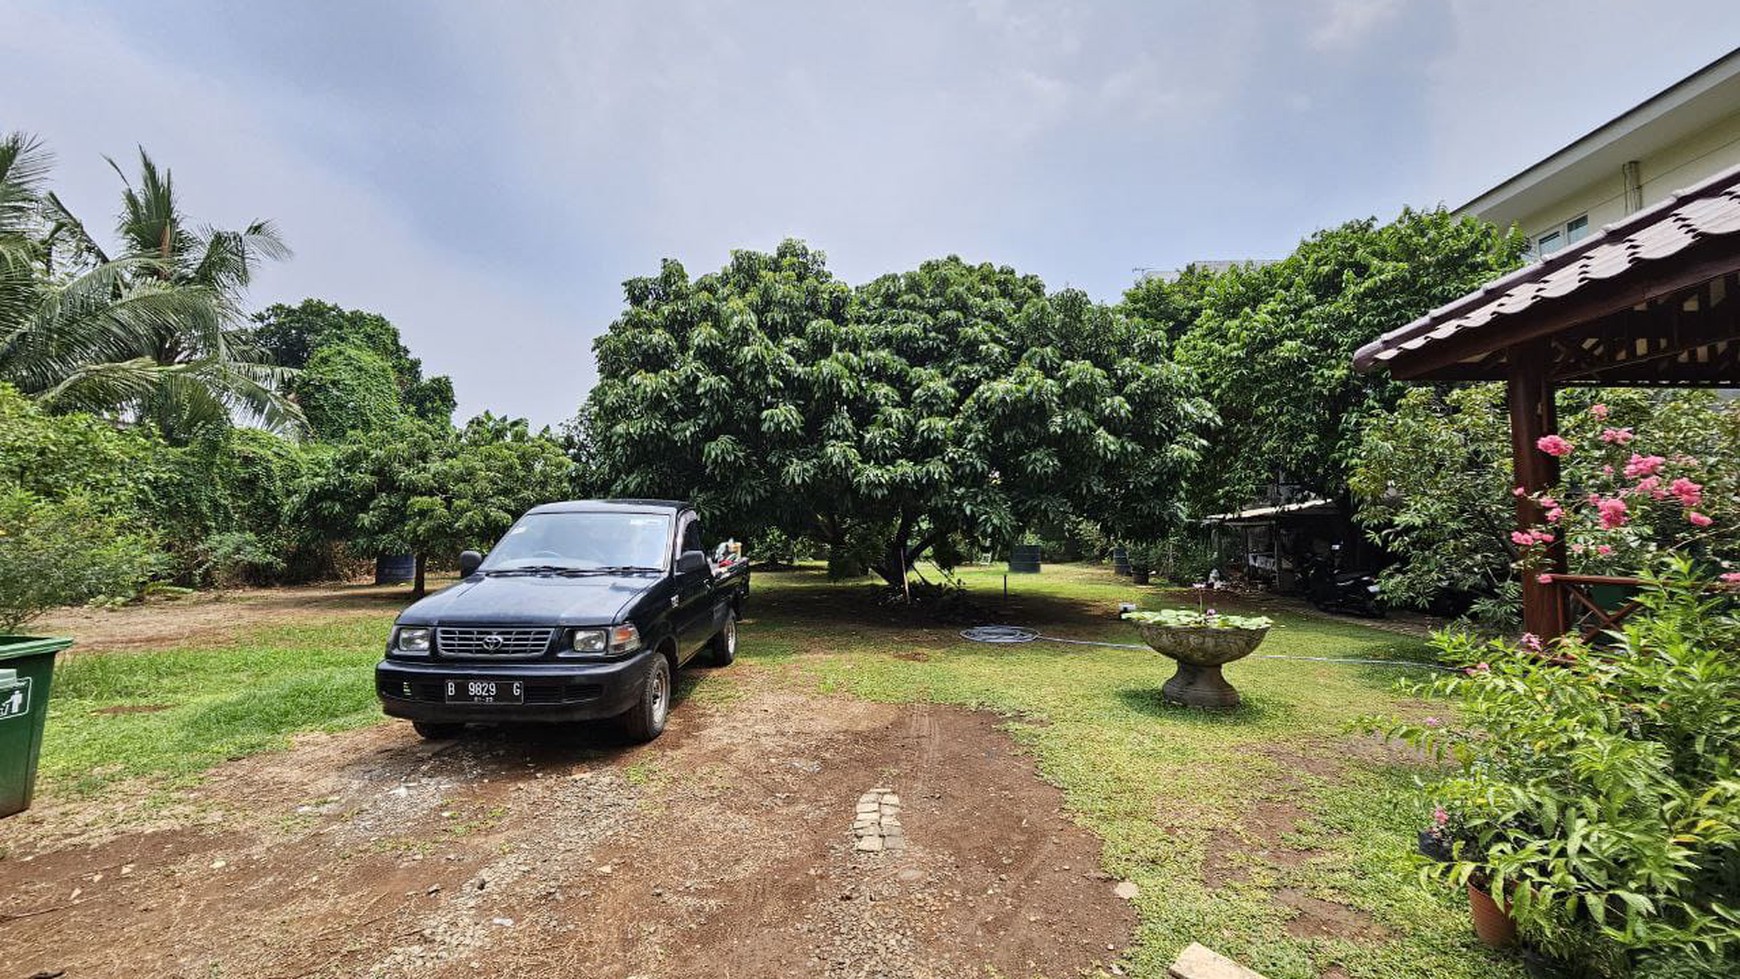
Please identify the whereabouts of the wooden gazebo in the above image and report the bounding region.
[1353,162,1740,638]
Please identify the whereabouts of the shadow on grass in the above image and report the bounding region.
[750,575,1125,636]
[1114,685,1297,727]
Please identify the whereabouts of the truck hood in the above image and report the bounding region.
[396,573,662,626]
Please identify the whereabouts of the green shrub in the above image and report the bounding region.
[0,489,160,631]
[1365,558,1740,976]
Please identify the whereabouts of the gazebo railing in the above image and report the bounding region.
[1548,574,1739,644]
[1548,574,1648,643]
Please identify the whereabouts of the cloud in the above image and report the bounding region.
[2,2,589,426]
[1309,0,1401,51]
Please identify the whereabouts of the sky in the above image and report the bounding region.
[4,1,1736,425]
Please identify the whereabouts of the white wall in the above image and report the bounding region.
[1511,111,1740,254]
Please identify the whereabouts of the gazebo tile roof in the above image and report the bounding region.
[1353,162,1740,376]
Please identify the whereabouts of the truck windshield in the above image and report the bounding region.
[479,512,672,572]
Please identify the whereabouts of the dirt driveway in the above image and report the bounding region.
[1,666,1135,978]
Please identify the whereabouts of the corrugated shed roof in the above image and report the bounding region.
[1354,161,1740,375]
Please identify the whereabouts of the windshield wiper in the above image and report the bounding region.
[585,565,664,575]
[484,564,575,576]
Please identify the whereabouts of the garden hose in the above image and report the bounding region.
[957,625,1445,669]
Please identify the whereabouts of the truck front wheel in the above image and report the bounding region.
[619,653,672,742]
[412,721,463,740]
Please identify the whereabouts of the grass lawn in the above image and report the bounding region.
[37,562,1513,979]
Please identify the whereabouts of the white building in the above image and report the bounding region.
[1458,46,1740,259]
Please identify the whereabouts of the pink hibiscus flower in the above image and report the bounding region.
[1624,454,1666,479]
[1536,434,1573,457]
[1669,477,1703,508]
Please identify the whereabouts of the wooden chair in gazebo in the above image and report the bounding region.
[1354,163,1740,638]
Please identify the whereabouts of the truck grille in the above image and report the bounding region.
[436,627,555,659]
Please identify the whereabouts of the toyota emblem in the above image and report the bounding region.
[482,633,504,651]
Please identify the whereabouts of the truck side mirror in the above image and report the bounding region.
[676,550,709,574]
[459,550,484,577]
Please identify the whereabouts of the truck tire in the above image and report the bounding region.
[412,721,463,740]
[706,615,737,667]
[619,653,672,743]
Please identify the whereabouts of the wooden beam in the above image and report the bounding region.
[1507,344,1568,639]
[1386,236,1740,381]
[1551,283,1740,381]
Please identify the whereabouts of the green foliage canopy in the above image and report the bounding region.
[250,299,456,425]
[1171,209,1525,511]
[584,240,1214,582]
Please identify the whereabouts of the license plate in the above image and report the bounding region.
[444,679,524,704]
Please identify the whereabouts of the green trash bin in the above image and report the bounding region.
[0,636,72,818]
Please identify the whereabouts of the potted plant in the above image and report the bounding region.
[1364,558,1740,975]
[1121,608,1272,708]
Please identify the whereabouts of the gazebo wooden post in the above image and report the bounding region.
[1507,343,1569,639]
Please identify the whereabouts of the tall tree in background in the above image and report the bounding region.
[0,134,236,432]
[1170,208,1525,512]
[37,147,301,439]
[248,299,456,425]
[585,241,1213,584]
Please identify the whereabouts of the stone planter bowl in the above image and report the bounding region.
[1134,623,1270,709]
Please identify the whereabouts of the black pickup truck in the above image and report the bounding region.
[375,500,749,742]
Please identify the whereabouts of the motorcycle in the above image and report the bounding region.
[1298,544,1385,618]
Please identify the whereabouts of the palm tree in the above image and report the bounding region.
[0,134,302,438]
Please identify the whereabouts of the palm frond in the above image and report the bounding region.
[41,191,112,269]
[0,132,52,239]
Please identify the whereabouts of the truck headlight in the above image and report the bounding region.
[395,627,432,654]
[566,628,607,654]
[560,624,641,658]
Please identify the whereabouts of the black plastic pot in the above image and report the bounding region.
[1417,829,1453,862]
[1131,567,1151,585]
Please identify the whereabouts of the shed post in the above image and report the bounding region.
[1507,344,1569,638]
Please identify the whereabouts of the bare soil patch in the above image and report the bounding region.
[1195,741,1391,948]
[0,667,1135,978]
[30,579,434,654]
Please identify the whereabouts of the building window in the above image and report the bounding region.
[1529,213,1589,260]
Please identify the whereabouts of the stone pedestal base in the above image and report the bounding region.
[1161,662,1241,709]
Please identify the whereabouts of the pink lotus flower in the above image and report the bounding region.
[1598,496,1630,530]
[1545,507,1564,524]
[1599,427,1633,444]
[1537,573,1555,584]
[1520,633,1543,652]
[1536,434,1573,457]
[1624,453,1665,479]
[1630,476,1663,499]
[1596,545,1614,557]
[1721,572,1740,583]
[1433,804,1449,824]
[1590,404,1609,421]
[1512,485,1527,498]
[1601,465,1615,476]
[1689,511,1713,527]
[1669,477,1703,507]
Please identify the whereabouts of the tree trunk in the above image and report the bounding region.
[412,553,428,598]
[871,525,942,590]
